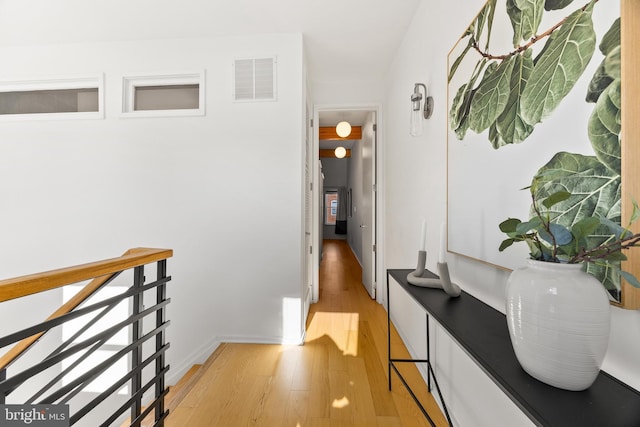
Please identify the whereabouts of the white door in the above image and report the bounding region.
[304,105,313,319]
[361,112,376,299]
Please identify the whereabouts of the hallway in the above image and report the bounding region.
[167,240,447,426]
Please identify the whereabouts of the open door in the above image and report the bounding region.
[361,112,377,299]
[304,103,313,320]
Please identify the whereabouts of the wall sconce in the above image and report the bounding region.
[336,121,352,138]
[410,83,434,136]
[334,146,347,158]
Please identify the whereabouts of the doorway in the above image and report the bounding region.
[311,105,382,304]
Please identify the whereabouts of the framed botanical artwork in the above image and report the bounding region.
[447,0,640,308]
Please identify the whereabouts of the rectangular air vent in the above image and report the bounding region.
[233,57,277,102]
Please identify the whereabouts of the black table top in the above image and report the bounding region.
[387,269,640,427]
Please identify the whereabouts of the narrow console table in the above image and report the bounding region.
[387,269,640,427]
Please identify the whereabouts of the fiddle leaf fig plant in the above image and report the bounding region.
[450,0,627,295]
[499,173,640,288]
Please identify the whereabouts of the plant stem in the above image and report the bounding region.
[570,233,640,264]
[530,192,559,261]
[472,0,598,61]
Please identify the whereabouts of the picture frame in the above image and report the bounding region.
[446,0,640,308]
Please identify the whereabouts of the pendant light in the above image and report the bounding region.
[336,121,352,138]
[334,146,347,158]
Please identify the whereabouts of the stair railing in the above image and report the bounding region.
[0,247,173,427]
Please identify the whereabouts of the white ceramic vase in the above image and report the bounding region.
[505,259,611,391]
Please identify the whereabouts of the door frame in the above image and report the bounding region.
[311,103,385,305]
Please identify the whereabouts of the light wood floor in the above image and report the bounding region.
[167,240,447,426]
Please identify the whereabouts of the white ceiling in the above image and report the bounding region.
[0,0,421,89]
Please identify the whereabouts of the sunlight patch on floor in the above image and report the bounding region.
[332,396,350,409]
[306,311,359,356]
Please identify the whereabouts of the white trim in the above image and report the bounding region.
[0,74,104,121]
[166,330,306,390]
[218,334,306,346]
[166,337,221,386]
[120,70,206,118]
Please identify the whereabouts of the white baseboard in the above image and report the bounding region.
[347,240,364,268]
[218,333,305,346]
[166,337,221,386]
[167,332,306,386]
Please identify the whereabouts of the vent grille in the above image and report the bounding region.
[233,57,276,102]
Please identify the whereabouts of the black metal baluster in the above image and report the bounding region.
[387,271,391,391]
[0,368,6,404]
[131,266,145,427]
[155,260,167,426]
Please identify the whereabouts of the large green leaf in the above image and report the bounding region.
[468,56,516,133]
[475,0,498,50]
[605,45,621,80]
[489,122,506,148]
[593,79,621,135]
[450,84,473,140]
[588,79,621,173]
[586,19,620,103]
[544,0,575,11]
[455,110,472,140]
[586,60,614,103]
[520,1,597,125]
[599,18,620,56]
[496,50,535,145]
[533,151,621,287]
[448,38,474,83]
[450,83,469,131]
[450,59,489,139]
[511,0,544,45]
[484,0,498,50]
[507,0,525,46]
[532,152,620,227]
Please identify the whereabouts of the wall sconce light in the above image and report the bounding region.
[334,146,347,158]
[336,121,352,138]
[410,83,434,136]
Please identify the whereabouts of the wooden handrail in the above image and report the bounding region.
[0,247,173,303]
[0,247,173,370]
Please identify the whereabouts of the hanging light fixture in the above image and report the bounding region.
[336,121,352,138]
[334,146,347,158]
[410,83,434,137]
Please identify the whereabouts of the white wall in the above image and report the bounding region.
[0,33,306,383]
[384,0,640,424]
[311,80,385,106]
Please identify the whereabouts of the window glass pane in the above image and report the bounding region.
[122,73,204,116]
[134,84,199,111]
[325,192,338,225]
[0,88,99,115]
